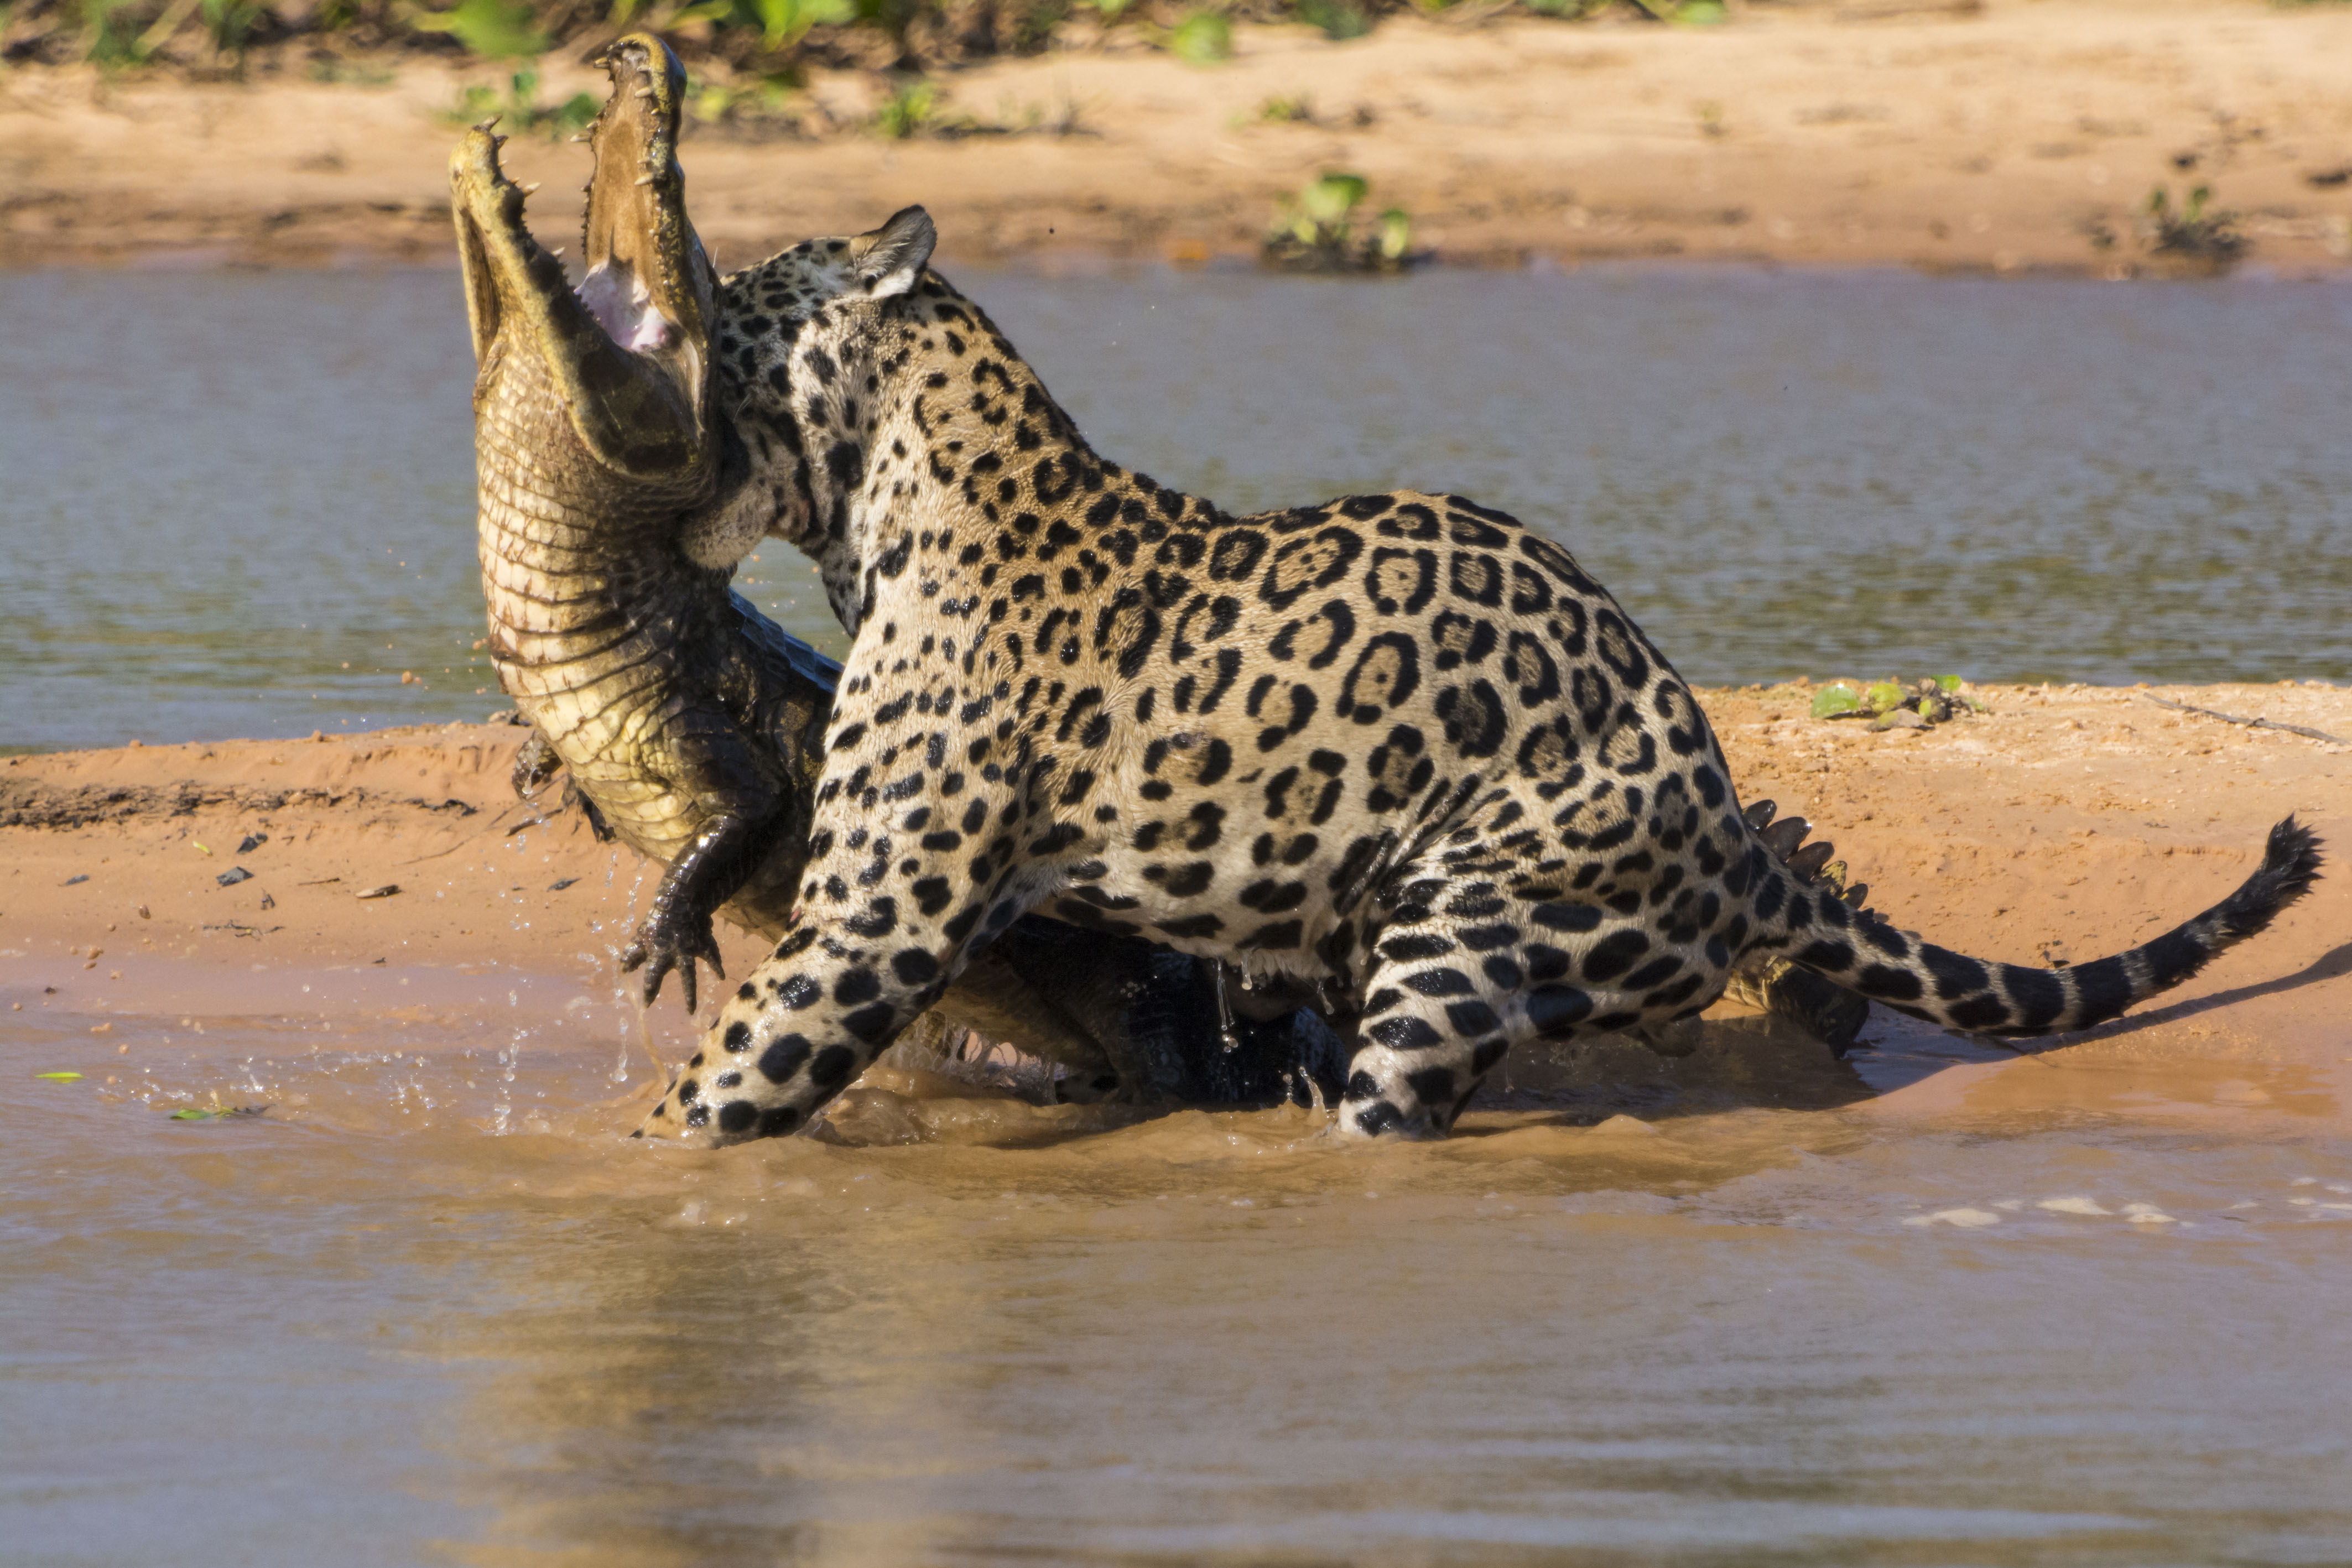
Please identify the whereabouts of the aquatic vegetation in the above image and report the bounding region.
[1263,171,1417,273]
[2143,183,2247,269]
[1810,674,1987,731]
[875,78,935,137]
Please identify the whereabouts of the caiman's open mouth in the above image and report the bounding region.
[450,32,715,481]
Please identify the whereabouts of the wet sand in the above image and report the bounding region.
[7,679,2346,1134]
[7,0,2352,275]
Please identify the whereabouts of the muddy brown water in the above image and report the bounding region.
[6,265,2352,1561]
[6,951,2351,1565]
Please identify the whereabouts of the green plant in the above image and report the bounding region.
[1165,8,1230,64]
[201,0,265,55]
[1265,171,1417,273]
[673,0,854,51]
[2144,183,2246,265]
[77,0,152,66]
[1293,0,1366,39]
[410,0,548,59]
[1810,675,1985,728]
[1258,92,1312,123]
[876,79,935,138]
[447,69,599,137]
[690,73,801,130]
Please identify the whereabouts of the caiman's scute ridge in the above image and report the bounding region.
[628,182,2321,1145]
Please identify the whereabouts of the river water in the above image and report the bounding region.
[4,265,2351,752]
[5,971,2349,1566]
[4,265,2351,1564]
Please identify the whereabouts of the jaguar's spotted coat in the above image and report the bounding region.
[637,206,2320,1145]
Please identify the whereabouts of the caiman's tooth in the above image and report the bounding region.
[519,181,542,196]
[634,174,659,187]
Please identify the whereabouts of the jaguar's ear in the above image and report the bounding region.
[854,206,936,299]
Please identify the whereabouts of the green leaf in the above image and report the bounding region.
[1672,0,1726,22]
[753,0,852,50]
[1809,684,1859,718]
[410,0,548,60]
[1300,173,1367,225]
[1168,9,1231,64]
[1933,674,1963,692]
[36,1070,83,1081]
[1862,681,1906,715]
[171,1107,217,1119]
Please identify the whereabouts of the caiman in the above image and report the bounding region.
[452,37,1346,1107]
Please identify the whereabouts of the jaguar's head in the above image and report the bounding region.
[694,207,941,595]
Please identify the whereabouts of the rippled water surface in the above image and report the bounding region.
[6,265,2352,752]
[6,263,2352,1564]
[5,967,2351,1567]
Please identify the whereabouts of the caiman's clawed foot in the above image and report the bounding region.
[621,907,725,1014]
[617,814,765,1013]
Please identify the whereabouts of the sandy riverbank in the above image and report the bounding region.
[7,0,2352,275]
[6,680,2346,1135]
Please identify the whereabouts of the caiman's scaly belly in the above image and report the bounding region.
[476,350,712,866]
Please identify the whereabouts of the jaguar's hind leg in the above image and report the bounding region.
[1338,874,1731,1139]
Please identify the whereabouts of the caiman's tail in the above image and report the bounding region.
[1749,815,2322,1037]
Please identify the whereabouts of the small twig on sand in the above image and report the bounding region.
[2140,694,2346,747]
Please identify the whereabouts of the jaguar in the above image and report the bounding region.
[577,48,2315,1147]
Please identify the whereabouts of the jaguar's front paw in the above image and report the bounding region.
[620,907,725,1013]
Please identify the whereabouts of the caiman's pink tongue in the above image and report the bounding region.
[575,262,676,353]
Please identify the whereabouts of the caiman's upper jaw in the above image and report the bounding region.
[578,33,714,376]
[448,37,713,483]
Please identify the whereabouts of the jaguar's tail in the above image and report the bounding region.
[1747,815,2322,1037]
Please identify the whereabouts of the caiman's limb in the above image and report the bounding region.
[513,726,616,842]
[512,728,561,798]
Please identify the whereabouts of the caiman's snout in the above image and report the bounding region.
[449,32,715,483]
